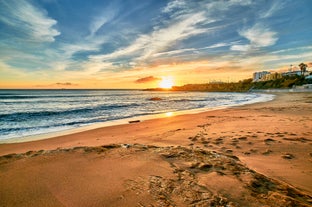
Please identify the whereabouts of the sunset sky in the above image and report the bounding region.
[0,0,311,89]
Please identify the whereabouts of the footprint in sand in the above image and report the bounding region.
[238,136,248,141]
[262,149,273,155]
[264,138,276,145]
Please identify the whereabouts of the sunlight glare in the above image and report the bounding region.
[159,76,174,89]
[165,112,173,117]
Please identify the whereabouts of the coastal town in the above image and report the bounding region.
[253,62,312,82]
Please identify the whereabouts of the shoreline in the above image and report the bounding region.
[0,92,274,144]
[1,92,311,206]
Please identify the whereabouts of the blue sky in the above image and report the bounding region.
[0,0,311,88]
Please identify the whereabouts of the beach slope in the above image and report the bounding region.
[0,92,312,206]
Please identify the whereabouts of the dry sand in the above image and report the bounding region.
[0,92,312,206]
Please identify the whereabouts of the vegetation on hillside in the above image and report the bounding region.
[170,78,253,92]
[251,75,311,90]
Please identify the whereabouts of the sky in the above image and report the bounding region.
[0,0,311,89]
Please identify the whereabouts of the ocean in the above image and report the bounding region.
[0,90,274,142]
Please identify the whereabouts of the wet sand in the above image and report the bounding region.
[0,92,312,206]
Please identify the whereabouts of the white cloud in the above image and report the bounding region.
[230,44,250,51]
[89,15,110,37]
[231,24,278,51]
[260,1,284,18]
[229,0,253,6]
[90,12,209,62]
[153,42,233,58]
[61,36,107,58]
[90,0,264,69]
[207,43,232,49]
[204,0,253,13]
[270,46,312,54]
[0,60,28,77]
[139,12,208,60]
[240,24,278,47]
[162,0,186,13]
[89,7,118,37]
[0,0,60,42]
[228,47,312,70]
[97,0,262,61]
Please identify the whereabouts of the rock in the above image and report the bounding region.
[129,120,140,123]
[25,151,34,156]
[2,153,16,159]
[121,144,131,148]
[282,153,295,159]
[149,97,162,101]
[198,163,213,171]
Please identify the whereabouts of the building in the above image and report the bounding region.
[253,71,270,82]
[253,63,311,82]
[282,70,302,77]
[261,72,283,81]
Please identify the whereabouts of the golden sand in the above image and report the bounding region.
[1,92,311,206]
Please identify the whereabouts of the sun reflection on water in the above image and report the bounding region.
[165,112,173,117]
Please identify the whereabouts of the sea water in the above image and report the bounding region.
[0,90,274,141]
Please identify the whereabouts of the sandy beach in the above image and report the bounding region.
[0,92,312,206]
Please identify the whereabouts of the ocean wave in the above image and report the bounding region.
[0,103,141,121]
[0,95,103,99]
[0,90,274,141]
[171,98,207,102]
[0,92,142,100]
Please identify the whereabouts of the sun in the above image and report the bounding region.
[159,76,174,89]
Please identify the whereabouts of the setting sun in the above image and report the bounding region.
[159,76,174,89]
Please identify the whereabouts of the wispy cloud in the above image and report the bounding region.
[0,61,28,78]
[270,46,312,54]
[259,1,284,18]
[162,0,186,14]
[229,0,252,6]
[88,4,119,38]
[60,36,107,59]
[153,42,234,58]
[241,24,278,47]
[51,0,259,74]
[90,11,209,63]
[0,0,60,42]
[1,0,311,88]
[89,0,259,67]
[231,24,278,51]
[230,45,251,52]
[139,12,210,61]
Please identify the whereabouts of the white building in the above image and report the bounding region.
[253,71,270,82]
[282,70,302,77]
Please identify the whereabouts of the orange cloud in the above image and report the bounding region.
[135,76,161,83]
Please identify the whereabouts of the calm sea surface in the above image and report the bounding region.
[0,90,274,141]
